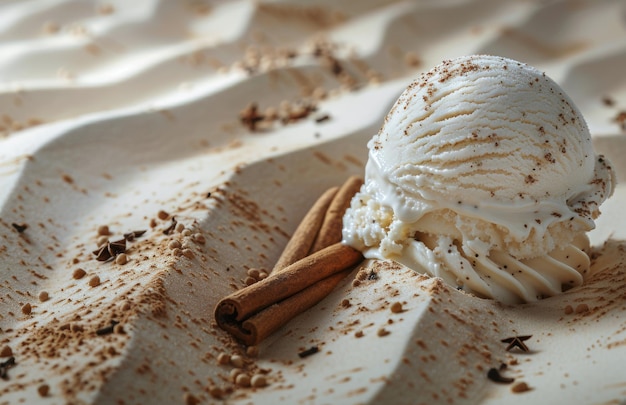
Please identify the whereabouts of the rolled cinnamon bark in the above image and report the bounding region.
[216,243,361,319]
[310,176,363,253]
[214,176,365,346]
[272,186,338,273]
[218,268,353,346]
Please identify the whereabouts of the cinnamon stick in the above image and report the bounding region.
[215,243,362,334]
[215,177,365,346]
[310,176,363,253]
[272,186,338,273]
[219,267,353,346]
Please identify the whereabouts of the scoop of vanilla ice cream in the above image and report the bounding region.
[343,55,615,304]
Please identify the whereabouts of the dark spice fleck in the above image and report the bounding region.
[298,346,319,358]
[0,357,16,380]
[501,335,532,352]
[163,217,177,235]
[124,230,147,241]
[240,103,264,131]
[315,114,331,123]
[367,271,378,280]
[11,223,27,233]
[602,96,615,107]
[614,111,626,131]
[96,320,120,336]
[487,365,514,384]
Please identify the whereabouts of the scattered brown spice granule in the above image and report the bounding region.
[245,276,257,286]
[230,355,244,368]
[37,384,50,397]
[115,253,128,265]
[98,3,115,15]
[157,210,170,220]
[168,240,182,250]
[511,381,531,393]
[21,303,32,315]
[42,21,60,34]
[97,225,110,235]
[236,373,251,387]
[251,374,267,388]
[175,222,185,233]
[182,248,194,259]
[355,331,364,338]
[377,328,390,337]
[230,368,245,381]
[73,268,86,279]
[575,303,589,313]
[564,304,573,314]
[88,275,101,287]
[184,392,200,405]
[0,346,12,358]
[217,353,230,365]
[39,291,49,302]
[96,235,109,246]
[247,268,260,279]
[149,218,158,228]
[246,346,259,357]
[405,52,421,67]
[71,323,84,333]
[341,298,351,308]
[192,233,206,244]
[390,302,403,313]
[209,386,224,399]
[113,323,125,334]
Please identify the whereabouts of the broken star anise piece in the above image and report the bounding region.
[501,335,532,352]
[93,238,127,262]
[123,230,147,241]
